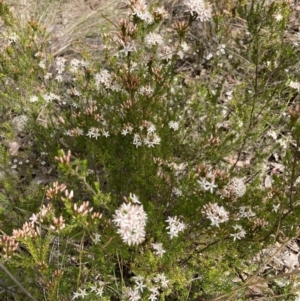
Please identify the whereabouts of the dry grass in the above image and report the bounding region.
[6,0,126,56]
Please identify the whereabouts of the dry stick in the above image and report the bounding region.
[210,236,294,301]
[0,262,38,301]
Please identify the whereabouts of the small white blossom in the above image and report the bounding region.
[144,133,161,147]
[153,273,169,288]
[6,32,19,43]
[168,121,179,131]
[96,287,104,296]
[86,127,101,139]
[133,133,142,148]
[151,242,166,257]
[166,216,186,239]
[205,53,213,60]
[145,32,163,47]
[92,233,101,244]
[267,130,277,140]
[202,203,229,227]
[230,225,246,241]
[133,276,147,292]
[29,95,39,103]
[129,193,141,204]
[272,204,280,213]
[288,81,300,91]
[102,130,110,138]
[238,206,255,219]
[274,13,283,21]
[183,0,212,22]
[197,178,218,193]
[55,74,63,82]
[95,70,112,89]
[78,288,88,298]
[226,177,246,198]
[132,5,154,24]
[123,287,141,301]
[172,187,182,196]
[44,72,52,80]
[38,60,46,69]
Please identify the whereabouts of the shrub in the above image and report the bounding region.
[1,0,300,300]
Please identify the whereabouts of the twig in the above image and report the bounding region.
[0,262,38,301]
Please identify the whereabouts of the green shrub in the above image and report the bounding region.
[1,0,300,300]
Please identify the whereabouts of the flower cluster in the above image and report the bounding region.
[166,216,186,239]
[197,178,218,193]
[113,200,147,246]
[133,121,161,148]
[202,202,229,227]
[183,0,212,22]
[227,177,246,198]
[230,225,246,241]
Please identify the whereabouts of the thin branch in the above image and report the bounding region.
[0,262,38,301]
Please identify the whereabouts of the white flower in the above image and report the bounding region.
[146,123,156,134]
[6,32,19,43]
[230,225,246,241]
[133,133,142,148]
[29,214,39,224]
[78,288,88,298]
[102,130,110,137]
[226,177,246,198]
[113,202,147,246]
[238,206,255,219]
[39,60,46,69]
[159,45,174,60]
[29,95,39,103]
[86,127,101,139]
[133,276,147,292]
[205,53,213,60]
[166,216,186,239]
[172,187,182,196]
[288,81,300,91]
[149,293,158,301]
[202,203,229,227]
[55,57,67,74]
[119,41,137,56]
[181,42,190,52]
[139,85,154,96]
[144,133,161,147]
[151,242,166,257]
[272,204,280,213]
[183,0,212,22]
[55,74,63,82]
[129,193,141,204]
[132,6,153,24]
[282,251,299,269]
[197,178,218,193]
[123,287,141,301]
[153,273,169,288]
[92,233,101,244]
[95,70,112,89]
[43,92,60,102]
[274,13,283,21]
[145,32,163,47]
[168,121,179,131]
[95,287,104,296]
[72,291,80,300]
[267,130,277,140]
[44,72,52,80]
